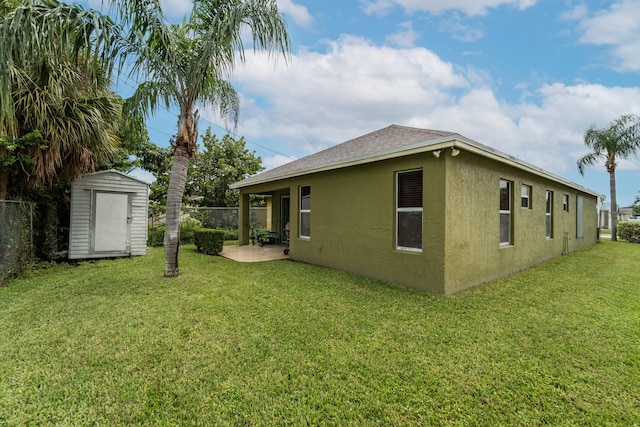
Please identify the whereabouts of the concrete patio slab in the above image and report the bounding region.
[220,244,289,262]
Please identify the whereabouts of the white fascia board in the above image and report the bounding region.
[230,137,457,189]
[452,137,602,198]
[232,135,602,199]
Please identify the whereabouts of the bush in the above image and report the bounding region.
[223,229,238,241]
[148,225,165,247]
[180,218,203,244]
[617,221,640,243]
[194,229,225,255]
[147,218,205,247]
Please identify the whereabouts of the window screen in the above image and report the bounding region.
[546,191,553,238]
[521,185,531,209]
[397,170,423,251]
[300,186,311,238]
[500,180,512,245]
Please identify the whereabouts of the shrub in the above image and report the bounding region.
[147,226,165,247]
[147,218,206,247]
[194,229,225,255]
[223,229,238,241]
[617,221,640,243]
[179,218,203,244]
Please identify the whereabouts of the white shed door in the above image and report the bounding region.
[94,192,129,252]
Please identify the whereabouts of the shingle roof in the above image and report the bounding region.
[231,124,601,198]
[232,124,455,188]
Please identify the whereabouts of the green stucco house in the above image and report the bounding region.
[231,125,601,294]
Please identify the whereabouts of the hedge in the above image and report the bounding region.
[149,224,238,247]
[194,229,225,255]
[617,221,640,243]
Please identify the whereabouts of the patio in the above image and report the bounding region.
[220,244,290,262]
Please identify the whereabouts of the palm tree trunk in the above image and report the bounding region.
[163,145,190,277]
[609,170,618,241]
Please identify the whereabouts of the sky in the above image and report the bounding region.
[86,0,640,206]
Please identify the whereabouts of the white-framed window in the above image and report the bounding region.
[500,180,512,245]
[521,184,532,209]
[396,169,423,252]
[300,185,311,239]
[546,190,553,238]
[563,194,569,212]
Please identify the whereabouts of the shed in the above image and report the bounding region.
[231,124,602,294]
[69,170,149,259]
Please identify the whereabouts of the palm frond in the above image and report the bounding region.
[199,76,240,127]
[1,1,123,132]
[9,49,121,186]
[576,151,603,176]
[578,114,640,177]
[125,80,176,120]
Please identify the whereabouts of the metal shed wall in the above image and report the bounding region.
[69,170,149,259]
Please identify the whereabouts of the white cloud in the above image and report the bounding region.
[421,83,640,173]
[215,34,640,196]
[361,0,537,16]
[385,21,420,47]
[262,154,298,170]
[278,0,313,28]
[222,35,470,153]
[560,4,588,21]
[159,0,193,18]
[572,0,640,71]
[439,13,485,42]
[360,0,396,16]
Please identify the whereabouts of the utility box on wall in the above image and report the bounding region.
[69,170,149,259]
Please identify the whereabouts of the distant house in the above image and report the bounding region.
[69,170,149,259]
[599,203,633,229]
[231,125,601,294]
[619,207,634,221]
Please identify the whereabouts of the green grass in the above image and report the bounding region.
[0,241,638,426]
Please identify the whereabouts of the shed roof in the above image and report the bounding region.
[75,169,150,187]
[231,124,600,197]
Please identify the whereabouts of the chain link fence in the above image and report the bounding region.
[182,206,267,230]
[1,201,33,284]
[148,206,267,246]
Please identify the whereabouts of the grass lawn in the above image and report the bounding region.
[0,241,638,425]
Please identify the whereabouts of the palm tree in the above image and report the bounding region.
[0,0,20,15]
[113,0,289,277]
[577,114,640,241]
[5,54,121,195]
[0,1,124,199]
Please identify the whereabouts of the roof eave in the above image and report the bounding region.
[232,135,602,198]
[230,135,459,189]
[451,137,602,198]
[79,169,151,187]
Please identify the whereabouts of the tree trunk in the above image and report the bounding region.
[163,146,191,277]
[0,171,8,200]
[609,169,618,242]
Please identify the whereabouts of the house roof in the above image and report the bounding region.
[230,124,601,198]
